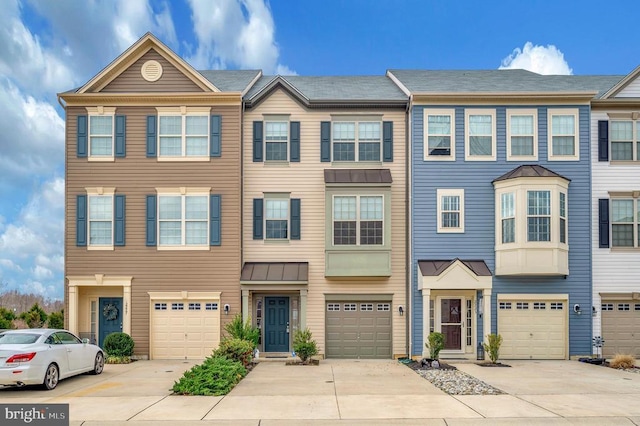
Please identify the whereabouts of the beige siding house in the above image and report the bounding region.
[60,34,258,359]
[241,76,408,358]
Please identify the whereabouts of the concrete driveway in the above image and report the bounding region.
[1,358,640,425]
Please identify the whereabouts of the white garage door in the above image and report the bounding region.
[498,298,567,360]
[601,301,640,358]
[150,300,220,359]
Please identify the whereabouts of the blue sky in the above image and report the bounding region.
[0,0,639,300]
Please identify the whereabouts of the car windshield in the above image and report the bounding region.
[0,333,40,345]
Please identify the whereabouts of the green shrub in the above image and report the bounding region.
[483,333,503,364]
[47,310,64,329]
[103,332,135,357]
[426,332,445,360]
[0,307,16,329]
[213,338,254,367]
[293,328,318,363]
[223,314,260,348]
[106,355,132,364]
[19,303,47,328]
[172,356,247,396]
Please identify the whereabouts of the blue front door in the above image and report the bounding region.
[99,297,123,348]
[264,297,289,352]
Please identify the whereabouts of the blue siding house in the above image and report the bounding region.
[388,70,606,360]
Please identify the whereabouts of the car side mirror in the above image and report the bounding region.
[82,338,89,344]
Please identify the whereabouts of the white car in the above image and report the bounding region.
[0,328,104,390]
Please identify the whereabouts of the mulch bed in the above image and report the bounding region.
[403,359,457,371]
[477,361,511,367]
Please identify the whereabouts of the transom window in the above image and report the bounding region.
[548,109,579,161]
[89,195,113,246]
[501,192,515,243]
[611,199,639,247]
[610,121,640,161]
[527,190,551,242]
[436,189,464,233]
[465,109,496,160]
[424,109,455,160]
[158,194,208,246]
[507,109,537,160]
[333,195,383,245]
[89,115,114,157]
[159,114,209,157]
[332,121,381,161]
[265,121,288,161]
[265,199,289,239]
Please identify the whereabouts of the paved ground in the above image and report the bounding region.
[1,358,640,425]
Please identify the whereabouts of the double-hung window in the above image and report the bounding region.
[527,190,551,242]
[86,106,117,160]
[265,198,289,239]
[333,195,383,245]
[501,192,515,243]
[158,194,208,247]
[332,121,381,162]
[436,189,464,233]
[89,195,113,246]
[158,108,210,158]
[548,109,579,161]
[610,121,640,161]
[465,109,496,160]
[424,109,455,160]
[559,192,567,244]
[611,199,637,247]
[265,121,288,161]
[507,109,537,160]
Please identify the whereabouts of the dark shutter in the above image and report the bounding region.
[598,120,609,162]
[383,121,393,162]
[598,198,610,248]
[77,115,87,158]
[146,115,157,158]
[210,194,221,246]
[146,195,157,246]
[115,115,126,157]
[253,121,263,162]
[210,115,221,157]
[291,198,301,240]
[114,195,125,246]
[290,121,300,162]
[321,121,331,162]
[76,195,87,246]
[253,198,263,239]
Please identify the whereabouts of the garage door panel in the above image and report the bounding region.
[601,302,640,357]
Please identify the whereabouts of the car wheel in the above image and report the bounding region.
[43,363,59,390]
[92,352,104,375]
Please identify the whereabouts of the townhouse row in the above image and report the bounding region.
[59,33,640,361]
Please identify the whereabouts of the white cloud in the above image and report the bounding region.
[186,0,295,74]
[499,42,573,75]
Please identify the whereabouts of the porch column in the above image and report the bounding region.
[421,288,431,358]
[68,285,78,334]
[123,285,131,335]
[242,290,250,323]
[483,289,492,344]
[299,289,307,330]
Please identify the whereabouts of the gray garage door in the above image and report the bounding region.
[325,301,392,359]
[601,301,640,358]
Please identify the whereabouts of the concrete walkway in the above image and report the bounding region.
[1,359,640,425]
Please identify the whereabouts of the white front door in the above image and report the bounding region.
[437,297,465,354]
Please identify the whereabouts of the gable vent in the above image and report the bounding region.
[141,60,163,82]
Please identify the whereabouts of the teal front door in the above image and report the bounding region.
[264,297,289,352]
[99,297,123,348]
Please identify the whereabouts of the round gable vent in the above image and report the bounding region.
[141,60,163,82]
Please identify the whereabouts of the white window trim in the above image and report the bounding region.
[156,106,211,162]
[609,119,640,162]
[501,192,516,244]
[610,196,639,248]
[85,187,116,250]
[464,109,496,161]
[423,109,456,162]
[547,108,580,161]
[264,194,291,241]
[156,187,211,250]
[331,120,383,163]
[331,194,385,246]
[436,189,465,233]
[264,120,290,162]
[506,108,538,161]
[86,107,116,162]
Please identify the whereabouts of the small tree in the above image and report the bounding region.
[426,332,445,360]
[19,303,48,328]
[224,314,260,349]
[47,310,64,329]
[483,333,503,364]
[0,307,16,329]
[293,328,318,363]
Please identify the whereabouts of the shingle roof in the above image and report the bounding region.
[240,262,309,282]
[198,70,261,92]
[388,69,624,97]
[493,165,570,183]
[324,169,393,184]
[418,259,492,277]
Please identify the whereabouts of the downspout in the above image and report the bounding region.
[406,94,413,358]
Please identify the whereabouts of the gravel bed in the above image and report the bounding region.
[406,361,504,395]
